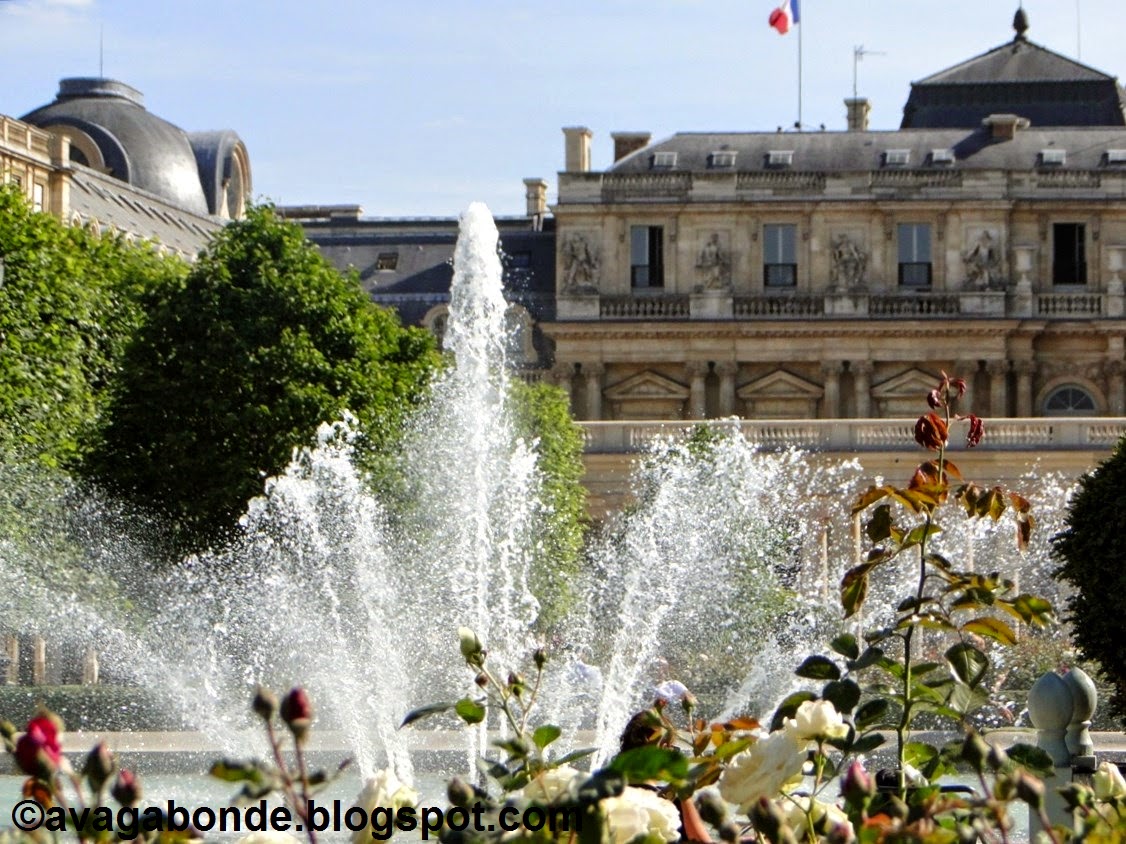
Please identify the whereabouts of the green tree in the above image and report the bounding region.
[1053,435,1126,723]
[0,186,170,467]
[508,379,587,623]
[89,205,440,552]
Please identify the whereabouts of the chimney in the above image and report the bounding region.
[983,113,1030,141]
[523,178,548,218]
[563,126,592,172]
[611,131,651,162]
[844,98,871,131]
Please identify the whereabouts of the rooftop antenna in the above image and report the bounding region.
[853,45,886,100]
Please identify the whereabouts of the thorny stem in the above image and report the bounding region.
[264,720,314,844]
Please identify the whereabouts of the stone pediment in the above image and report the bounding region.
[604,371,690,401]
[872,368,941,401]
[736,369,823,400]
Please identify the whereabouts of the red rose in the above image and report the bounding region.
[15,716,62,776]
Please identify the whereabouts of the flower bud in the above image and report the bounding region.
[474,673,488,688]
[280,687,313,742]
[1015,770,1045,810]
[841,760,875,804]
[750,797,797,844]
[252,687,278,721]
[458,627,485,666]
[961,732,991,772]
[112,769,141,807]
[533,648,547,670]
[83,742,116,793]
[695,790,728,828]
[508,673,526,697]
[0,720,15,741]
[447,777,476,808]
[15,715,63,777]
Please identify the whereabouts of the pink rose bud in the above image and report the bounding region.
[842,760,875,803]
[112,769,141,807]
[280,687,313,741]
[15,715,63,777]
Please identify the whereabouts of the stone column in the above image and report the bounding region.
[3,636,17,685]
[685,361,709,420]
[820,362,842,418]
[852,361,873,418]
[82,648,99,685]
[987,360,1010,417]
[32,635,46,685]
[716,361,738,417]
[1105,359,1126,415]
[955,360,977,415]
[1013,360,1036,417]
[583,363,605,421]
[550,363,575,411]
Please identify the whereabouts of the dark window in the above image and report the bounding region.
[897,223,932,287]
[630,225,664,288]
[1045,385,1096,414]
[376,252,399,271]
[763,223,797,287]
[1052,223,1087,285]
[507,251,532,268]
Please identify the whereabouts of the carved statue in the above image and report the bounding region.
[830,234,868,290]
[695,232,731,291]
[560,233,600,294]
[962,229,1003,289]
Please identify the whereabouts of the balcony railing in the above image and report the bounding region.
[579,418,1126,454]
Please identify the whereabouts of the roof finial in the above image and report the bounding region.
[1013,5,1029,40]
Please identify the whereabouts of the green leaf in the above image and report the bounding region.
[210,759,271,785]
[400,701,454,728]
[854,699,889,731]
[960,617,1018,646]
[847,647,885,672]
[841,570,869,618]
[853,485,892,514]
[830,633,860,660]
[713,737,755,761]
[533,725,562,751]
[945,642,989,689]
[554,748,598,767]
[455,697,486,725]
[770,691,817,733]
[866,504,893,543]
[1007,744,1054,777]
[851,733,886,754]
[821,679,861,714]
[608,747,688,784]
[795,655,841,681]
[905,742,939,772]
[494,737,530,759]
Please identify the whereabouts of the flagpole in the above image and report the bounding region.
[797,11,803,129]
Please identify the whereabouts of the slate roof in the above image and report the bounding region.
[901,35,1126,128]
[607,126,1126,174]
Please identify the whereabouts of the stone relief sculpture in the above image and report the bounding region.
[962,229,1003,289]
[560,232,600,294]
[830,233,868,290]
[695,232,731,291]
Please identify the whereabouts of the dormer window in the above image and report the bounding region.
[709,150,737,169]
[651,151,678,169]
[883,149,911,167]
[766,150,794,168]
[1040,149,1067,167]
[376,252,399,271]
[1105,149,1126,165]
[930,148,955,165]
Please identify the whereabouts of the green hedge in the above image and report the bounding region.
[0,685,183,732]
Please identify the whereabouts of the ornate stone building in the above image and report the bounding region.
[545,13,1126,425]
[2,77,252,257]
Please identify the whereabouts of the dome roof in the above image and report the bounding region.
[22,78,211,215]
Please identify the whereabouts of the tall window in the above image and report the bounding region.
[630,225,664,288]
[1053,223,1087,285]
[897,223,932,287]
[763,224,797,287]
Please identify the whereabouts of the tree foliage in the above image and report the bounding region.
[508,379,587,623]
[0,186,173,466]
[88,205,440,551]
[1053,435,1126,723]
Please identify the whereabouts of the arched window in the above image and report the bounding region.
[1044,385,1097,415]
[421,305,450,350]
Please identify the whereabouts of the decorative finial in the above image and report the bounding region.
[1013,6,1029,40]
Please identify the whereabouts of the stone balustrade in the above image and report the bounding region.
[579,417,1126,454]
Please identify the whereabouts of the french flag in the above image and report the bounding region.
[769,0,799,34]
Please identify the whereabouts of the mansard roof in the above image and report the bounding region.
[606,126,1126,174]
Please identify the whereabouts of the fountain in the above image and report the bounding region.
[0,204,1081,789]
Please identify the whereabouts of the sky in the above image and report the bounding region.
[1,0,1124,218]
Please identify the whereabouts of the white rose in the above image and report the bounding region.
[786,700,849,743]
[601,787,681,844]
[525,765,586,804]
[780,796,854,842]
[718,730,807,812]
[1094,761,1126,801]
[350,769,419,844]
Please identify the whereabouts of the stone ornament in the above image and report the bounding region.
[829,233,868,290]
[1028,667,1098,768]
[695,232,731,291]
[962,229,1003,290]
[560,232,600,294]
